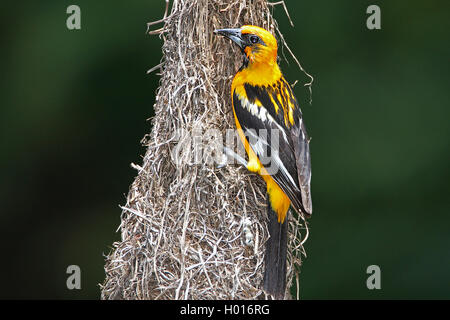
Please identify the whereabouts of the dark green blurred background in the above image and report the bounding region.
[0,1,448,299]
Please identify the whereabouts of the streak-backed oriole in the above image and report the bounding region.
[214,25,312,299]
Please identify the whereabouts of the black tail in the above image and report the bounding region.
[263,197,288,299]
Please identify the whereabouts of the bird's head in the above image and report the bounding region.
[214,25,278,66]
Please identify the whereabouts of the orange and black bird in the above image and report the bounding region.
[214,25,312,299]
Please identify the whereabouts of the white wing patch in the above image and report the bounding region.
[243,113,300,192]
[239,97,289,143]
[272,151,301,191]
[259,105,268,122]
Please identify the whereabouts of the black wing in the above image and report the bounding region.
[233,78,312,215]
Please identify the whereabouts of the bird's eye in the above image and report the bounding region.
[249,35,259,44]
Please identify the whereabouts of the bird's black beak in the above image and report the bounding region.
[214,28,244,50]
